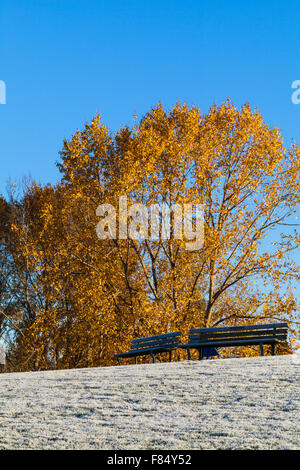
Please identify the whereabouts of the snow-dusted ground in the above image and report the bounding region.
[0,355,299,450]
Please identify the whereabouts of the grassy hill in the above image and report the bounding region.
[0,355,299,449]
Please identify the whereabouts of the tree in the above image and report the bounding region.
[1,100,299,369]
[58,101,299,356]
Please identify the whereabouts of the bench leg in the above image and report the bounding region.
[198,348,204,361]
[187,348,191,360]
[134,357,137,364]
[260,344,264,356]
[169,350,172,362]
[117,357,121,366]
[150,352,155,363]
[271,343,275,356]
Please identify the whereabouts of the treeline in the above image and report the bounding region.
[0,101,299,371]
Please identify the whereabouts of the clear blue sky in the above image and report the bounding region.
[1,0,300,193]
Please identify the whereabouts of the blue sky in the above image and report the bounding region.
[1,0,300,194]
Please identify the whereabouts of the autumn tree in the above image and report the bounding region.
[58,101,299,357]
[1,100,299,370]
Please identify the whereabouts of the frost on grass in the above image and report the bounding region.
[0,355,299,449]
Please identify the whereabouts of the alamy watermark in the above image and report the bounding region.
[96,196,204,251]
[291,80,300,104]
[0,80,6,104]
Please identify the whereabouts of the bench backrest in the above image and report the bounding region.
[188,322,288,344]
[131,331,181,351]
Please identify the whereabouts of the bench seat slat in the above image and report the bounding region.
[189,328,287,341]
[130,339,179,349]
[180,337,285,349]
[190,322,288,334]
[116,344,177,358]
[132,337,180,346]
[189,334,287,343]
[131,332,180,344]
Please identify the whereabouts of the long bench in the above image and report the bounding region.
[115,331,181,365]
[179,322,288,360]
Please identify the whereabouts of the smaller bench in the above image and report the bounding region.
[115,331,181,365]
[179,322,288,360]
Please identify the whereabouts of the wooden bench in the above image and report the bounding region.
[179,322,288,360]
[115,331,181,365]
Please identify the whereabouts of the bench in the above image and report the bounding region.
[115,331,181,365]
[179,322,288,360]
